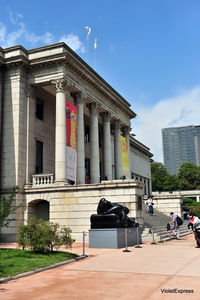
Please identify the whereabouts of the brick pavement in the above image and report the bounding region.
[1,234,200,300]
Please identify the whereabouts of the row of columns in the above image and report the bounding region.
[52,78,131,184]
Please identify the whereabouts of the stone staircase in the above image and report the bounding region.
[141,206,192,243]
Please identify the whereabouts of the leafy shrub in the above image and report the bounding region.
[60,227,75,249]
[17,218,75,253]
[188,207,200,218]
[183,197,200,207]
[182,197,200,218]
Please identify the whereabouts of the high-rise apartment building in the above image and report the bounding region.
[162,125,200,174]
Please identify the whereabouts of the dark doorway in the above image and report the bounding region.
[36,140,43,173]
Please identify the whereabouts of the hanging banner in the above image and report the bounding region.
[66,146,77,182]
[66,101,77,148]
[121,135,129,178]
[66,101,77,182]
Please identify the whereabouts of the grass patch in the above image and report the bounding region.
[0,248,78,278]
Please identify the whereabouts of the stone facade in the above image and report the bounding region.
[152,192,183,216]
[0,43,152,241]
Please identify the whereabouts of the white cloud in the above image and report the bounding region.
[59,33,85,53]
[8,10,23,25]
[0,12,84,54]
[3,23,25,47]
[133,86,200,163]
[25,31,54,45]
[0,23,6,44]
[0,18,53,48]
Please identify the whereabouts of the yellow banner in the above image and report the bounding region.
[121,136,129,170]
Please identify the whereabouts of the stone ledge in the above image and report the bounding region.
[24,180,143,194]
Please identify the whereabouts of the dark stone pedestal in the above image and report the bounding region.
[89,227,141,249]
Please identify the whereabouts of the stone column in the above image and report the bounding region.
[102,112,112,180]
[114,119,122,179]
[123,126,131,179]
[90,103,100,183]
[26,86,36,184]
[75,92,85,184]
[52,79,67,183]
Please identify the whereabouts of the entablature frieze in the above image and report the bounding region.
[2,44,135,119]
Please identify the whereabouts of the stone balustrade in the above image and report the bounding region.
[32,174,54,186]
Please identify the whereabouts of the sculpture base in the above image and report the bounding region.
[89,228,141,249]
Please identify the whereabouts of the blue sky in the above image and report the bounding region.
[1,0,200,162]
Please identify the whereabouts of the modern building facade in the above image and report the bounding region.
[0,43,152,241]
[162,125,200,174]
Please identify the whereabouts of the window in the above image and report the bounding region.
[36,140,43,174]
[85,125,90,142]
[85,158,90,177]
[36,98,44,120]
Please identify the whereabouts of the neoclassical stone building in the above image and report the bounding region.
[0,43,152,241]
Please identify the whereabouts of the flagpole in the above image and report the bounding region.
[85,26,91,64]
[94,37,97,70]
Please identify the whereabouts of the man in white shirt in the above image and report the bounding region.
[146,196,154,215]
[187,212,200,248]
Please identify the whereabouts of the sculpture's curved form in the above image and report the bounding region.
[90,198,139,229]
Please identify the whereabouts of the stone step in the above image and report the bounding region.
[141,223,191,242]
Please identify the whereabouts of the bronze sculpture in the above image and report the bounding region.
[90,198,139,229]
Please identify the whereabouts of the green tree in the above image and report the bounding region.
[178,162,200,190]
[0,186,20,230]
[151,162,180,191]
[165,174,180,191]
[151,162,169,191]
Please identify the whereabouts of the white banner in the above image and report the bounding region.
[66,146,77,182]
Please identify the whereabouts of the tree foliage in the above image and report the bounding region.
[151,162,169,191]
[151,162,180,191]
[17,218,75,253]
[0,186,20,230]
[178,162,200,190]
[151,161,200,192]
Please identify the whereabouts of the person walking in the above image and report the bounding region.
[187,212,200,248]
[170,212,180,239]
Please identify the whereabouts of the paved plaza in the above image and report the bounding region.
[1,234,200,300]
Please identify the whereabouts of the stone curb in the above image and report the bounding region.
[0,254,88,284]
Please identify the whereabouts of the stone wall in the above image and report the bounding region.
[24,180,144,241]
[152,192,183,217]
[130,147,151,179]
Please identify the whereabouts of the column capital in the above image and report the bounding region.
[102,112,111,122]
[88,102,101,114]
[122,125,131,136]
[72,91,88,105]
[114,119,121,129]
[51,78,67,93]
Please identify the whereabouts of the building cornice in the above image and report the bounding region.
[0,47,5,65]
[130,135,153,158]
[2,43,136,119]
